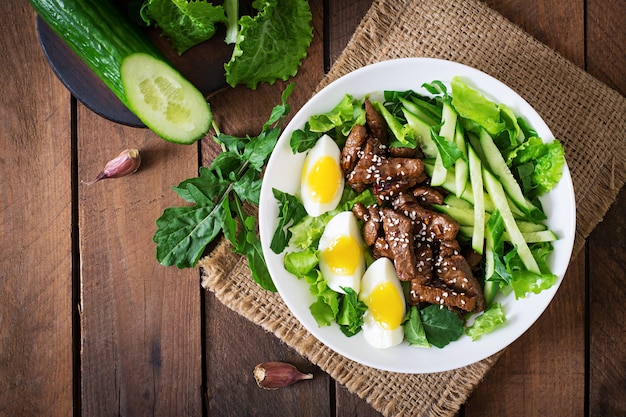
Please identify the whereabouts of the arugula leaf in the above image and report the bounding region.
[140,0,227,54]
[430,129,463,169]
[153,85,294,291]
[403,306,430,348]
[271,188,307,253]
[336,288,368,337]
[224,0,313,88]
[420,305,464,348]
[289,122,320,154]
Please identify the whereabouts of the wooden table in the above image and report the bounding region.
[2,1,625,416]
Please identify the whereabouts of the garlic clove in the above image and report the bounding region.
[86,148,141,185]
[253,361,313,390]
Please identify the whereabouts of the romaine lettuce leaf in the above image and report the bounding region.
[224,0,313,88]
[140,0,227,54]
[451,76,506,136]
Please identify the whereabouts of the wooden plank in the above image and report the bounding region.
[202,1,333,415]
[0,4,74,416]
[586,2,626,415]
[465,1,587,416]
[587,190,626,416]
[77,111,202,414]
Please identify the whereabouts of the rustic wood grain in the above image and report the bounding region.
[586,2,626,415]
[77,109,202,414]
[0,3,74,416]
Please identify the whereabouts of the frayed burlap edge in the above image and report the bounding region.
[199,0,625,416]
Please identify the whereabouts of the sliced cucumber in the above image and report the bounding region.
[403,108,438,158]
[30,0,212,144]
[430,102,458,186]
[399,97,439,126]
[454,122,469,197]
[468,144,484,254]
[122,53,212,144]
[479,128,539,216]
[483,169,540,274]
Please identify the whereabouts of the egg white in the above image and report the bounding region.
[318,211,365,294]
[359,257,407,349]
[300,134,344,217]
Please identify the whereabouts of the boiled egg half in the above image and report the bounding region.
[318,211,365,294]
[300,134,345,217]
[359,257,407,349]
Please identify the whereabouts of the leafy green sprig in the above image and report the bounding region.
[153,84,295,291]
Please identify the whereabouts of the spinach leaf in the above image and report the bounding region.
[420,305,464,348]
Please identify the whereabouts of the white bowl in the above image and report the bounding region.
[259,58,576,373]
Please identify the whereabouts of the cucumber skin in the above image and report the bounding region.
[30,0,167,109]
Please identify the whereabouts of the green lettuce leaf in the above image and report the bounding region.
[224,0,313,88]
[308,94,365,137]
[466,303,506,341]
[140,0,227,54]
[450,76,506,137]
[506,243,558,298]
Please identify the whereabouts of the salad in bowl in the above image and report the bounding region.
[258,58,575,373]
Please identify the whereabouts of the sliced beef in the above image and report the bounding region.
[380,207,418,282]
[392,194,459,241]
[409,281,480,312]
[365,99,388,144]
[341,124,367,173]
[435,240,485,311]
[412,185,445,207]
[352,202,382,246]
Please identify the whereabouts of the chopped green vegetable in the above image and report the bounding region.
[466,303,506,341]
[336,288,368,337]
[420,305,464,348]
[403,306,430,348]
[139,0,227,54]
[307,94,365,138]
[153,84,295,291]
[271,188,308,253]
[225,0,313,89]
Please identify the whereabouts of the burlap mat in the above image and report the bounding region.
[199,0,626,415]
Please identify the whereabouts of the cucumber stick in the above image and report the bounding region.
[430,102,458,186]
[483,169,540,274]
[468,145,484,254]
[29,0,212,144]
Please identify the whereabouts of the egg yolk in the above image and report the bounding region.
[366,282,404,330]
[320,235,363,275]
[305,155,342,203]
